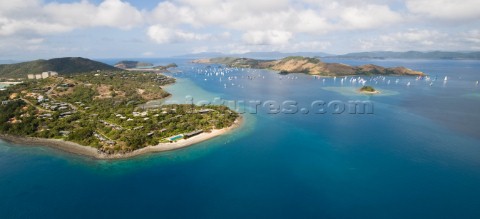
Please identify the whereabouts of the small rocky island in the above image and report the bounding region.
[359,86,380,94]
[195,56,425,76]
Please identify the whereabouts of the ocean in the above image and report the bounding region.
[0,58,479,218]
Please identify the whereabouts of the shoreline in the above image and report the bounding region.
[359,90,381,94]
[0,116,243,160]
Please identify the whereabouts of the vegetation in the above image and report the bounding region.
[0,57,121,79]
[280,56,321,64]
[114,61,153,69]
[360,86,376,92]
[154,63,178,71]
[0,71,239,155]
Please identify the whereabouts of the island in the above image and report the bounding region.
[0,59,241,159]
[114,61,154,69]
[359,85,380,94]
[194,56,425,76]
[114,61,178,73]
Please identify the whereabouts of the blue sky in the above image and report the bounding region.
[0,0,479,59]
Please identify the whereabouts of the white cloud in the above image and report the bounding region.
[340,4,402,29]
[380,29,445,46]
[0,0,143,36]
[0,18,74,36]
[142,51,155,56]
[95,0,143,29]
[406,0,480,20]
[2,0,480,58]
[0,0,41,14]
[26,38,45,44]
[191,46,209,54]
[150,2,195,27]
[462,30,480,44]
[147,25,210,44]
[352,29,480,51]
[288,41,331,52]
[242,30,293,45]
[45,0,143,29]
[291,10,332,34]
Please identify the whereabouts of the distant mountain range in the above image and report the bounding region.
[328,51,480,60]
[177,51,480,60]
[0,57,120,79]
[174,51,333,59]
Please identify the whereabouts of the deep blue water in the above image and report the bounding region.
[1,58,480,218]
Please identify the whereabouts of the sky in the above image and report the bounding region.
[0,0,479,59]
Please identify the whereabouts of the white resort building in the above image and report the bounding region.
[28,71,59,80]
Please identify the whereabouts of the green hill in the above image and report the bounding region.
[0,57,121,79]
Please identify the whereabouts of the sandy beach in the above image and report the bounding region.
[0,116,243,160]
[359,90,381,94]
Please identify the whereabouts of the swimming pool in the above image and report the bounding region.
[168,134,184,141]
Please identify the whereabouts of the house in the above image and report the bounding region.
[39,114,52,118]
[1,100,10,105]
[35,74,42,80]
[59,131,71,136]
[27,74,35,79]
[40,71,58,79]
[198,109,214,114]
[37,95,45,103]
[184,130,203,138]
[60,112,72,117]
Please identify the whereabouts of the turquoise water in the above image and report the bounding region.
[168,135,184,141]
[1,58,480,218]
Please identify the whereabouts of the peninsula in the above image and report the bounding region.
[0,59,240,159]
[194,56,425,76]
